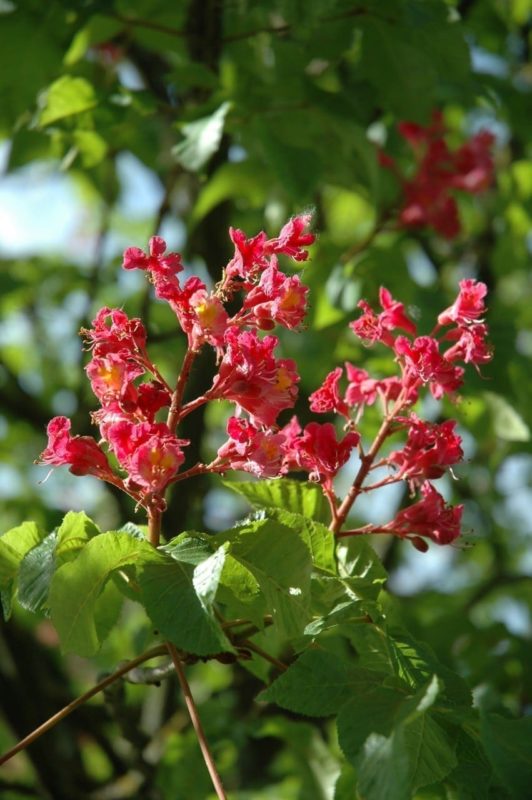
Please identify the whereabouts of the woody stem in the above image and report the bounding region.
[166,643,228,800]
[330,391,407,535]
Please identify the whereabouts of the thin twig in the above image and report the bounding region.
[240,639,288,672]
[0,645,167,767]
[166,643,228,800]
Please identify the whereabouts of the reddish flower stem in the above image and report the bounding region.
[167,348,198,432]
[166,643,229,800]
[147,505,162,547]
[0,645,167,767]
[330,391,407,535]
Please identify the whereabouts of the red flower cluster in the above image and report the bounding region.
[308,279,491,545]
[39,217,315,510]
[382,111,495,238]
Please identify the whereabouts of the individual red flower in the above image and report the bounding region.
[243,259,309,330]
[350,286,416,347]
[442,323,492,366]
[178,288,229,352]
[106,420,188,493]
[264,213,315,261]
[225,214,314,283]
[81,307,147,357]
[378,287,417,336]
[212,327,299,427]
[309,367,349,417]
[394,335,464,399]
[123,236,182,277]
[388,415,463,483]
[137,381,172,420]
[38,417,116,481]
[383,482,463,545]
[344,366,409,408]
[123,237,183,307]
[286,422,360,489]
[85,353,143,407]
[437,279,488,327]
[225,228,269,281]
[217,417,286,478]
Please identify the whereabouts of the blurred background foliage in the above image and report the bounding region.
[0,0,531,797]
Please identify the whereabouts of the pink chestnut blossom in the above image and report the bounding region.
[81,307,147,357]
[85,353,143,408]
[212,327,299,427]
[350,286,416,347]
[383,482,463,545]
[382,113,494,239]
[39,417,116,481]
[243,259,309,330]
[388,414,463,483]
[217,417,286,478]
[442,323,492,366]
[106,420,188,493]
[264,213,315,261]
[226,214,314,282]
[309,367,349,417]
[437,279,488,327]
[394,335,464,399]
[283,420,360,489]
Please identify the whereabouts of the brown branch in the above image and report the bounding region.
[166,643,228,800]
[0,645,167,767]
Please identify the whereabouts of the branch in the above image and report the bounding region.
[0,645,167,767]
[166,643,228,800]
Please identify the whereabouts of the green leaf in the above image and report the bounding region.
[0,521,45,588]
[54,510,101,566]
[356,728,412,800]
[223,478,330,524]
[262,648,382,716]
[191,160,269,225]
[49,532,153,656]
[137,552,231,656]
[484,392,530,442]
[480,712,532,798]
[38,76,98,126]
[339,677,457,799]
[172,101,231,171]
[193,545,227,609]
[253,508,336,573]
[337,537,388,601]
[162,531,213,565]
[447,729,493,800]
[17,531,57,613]
[214,518,312,638]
